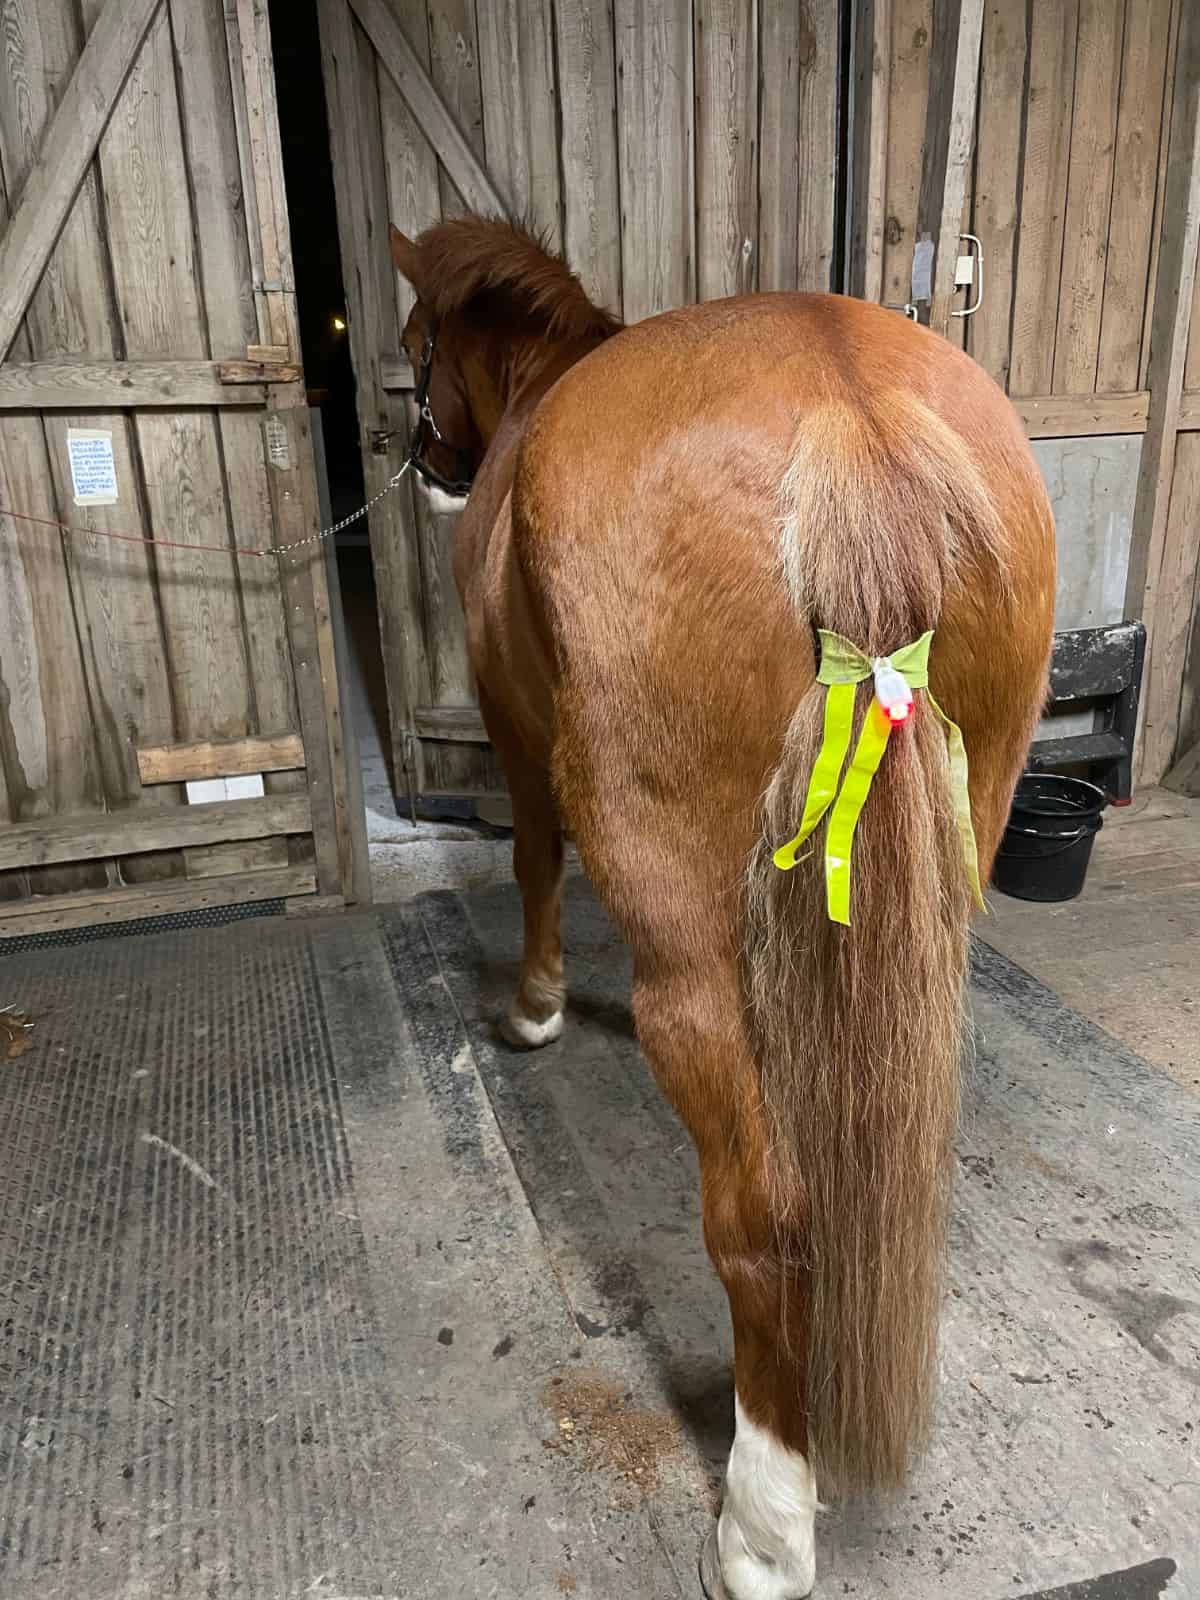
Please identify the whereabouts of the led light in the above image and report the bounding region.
[332,315,346,331]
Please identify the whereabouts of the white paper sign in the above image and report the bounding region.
[67,428,119,506]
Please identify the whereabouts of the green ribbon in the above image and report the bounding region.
[772,630,984,925]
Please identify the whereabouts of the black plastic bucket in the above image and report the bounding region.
[992,773,1106,903]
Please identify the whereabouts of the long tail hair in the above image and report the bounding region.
[743,393,1008,1492]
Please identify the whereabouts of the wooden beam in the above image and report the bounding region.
[218,359,303,385]
[0,358,271,409]
[380,352,415,390]
[849,0,890,301]
[412,706,490,744]
[1015,391,1150,440]
[917,0,985,335]
[1162,737,1200,797]
[345,0,509,218]
[261,407,346,898]
[137,733,306,784]
[1125,1,1200,782]
[1180,391,1200,431]
[0,794,311,871]
[0,0,163,363]
[0,865,316,939]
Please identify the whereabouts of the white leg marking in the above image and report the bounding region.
[500,1002,564,1049]
[714,1396,818,1600]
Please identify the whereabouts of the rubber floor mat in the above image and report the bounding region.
[0,919,397,1600]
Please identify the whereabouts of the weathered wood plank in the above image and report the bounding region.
[232,0,298,351]
[917,0,985,336]
[849,0,891,302]
[7,0,179,884]
[375,7,487,796]
[1143,0,1182,391]
[0,107,106,897]
[0,418,106,894]
[0,360,269,407]
[968,0,1027,386]
[381,352,416,389]
[1009,0,1079,395]
[412,705,489,742]
[553,0,622,311]
[182,0,302,870]
[1053,0,1124,393]
[477,0,561,242]
[346,0,508,217]
[614,0,695,321]
[137,734,305,784]
[1124,1,1200,782]
[84,0,256,771]
[0,793,311,871]
[758,2,803,291]
[0,0,162,363]
[423,0,486,220]
[382,7,443,327]
[1015,391,1149,439]
[324,0,433,804]
[218,360,302,384]
[170,0,260,360]
[695,0,757,299]
[1140,431,1200,778]
[1097,0,1172,393]
[0,864,316,937]
[795,0,840,293]
[880,0,933,308]
[313,415,371,904]
[260,409,348,899]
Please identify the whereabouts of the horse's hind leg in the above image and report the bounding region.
[629,944,819,1600]
[479,692,566,1047]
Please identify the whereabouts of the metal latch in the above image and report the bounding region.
[951,233,984,319]
[370,427,399,456]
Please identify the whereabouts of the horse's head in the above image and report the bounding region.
[389,224,486,504]
[388,217,621,506]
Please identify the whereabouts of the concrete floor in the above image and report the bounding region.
[980,787,1200,1094]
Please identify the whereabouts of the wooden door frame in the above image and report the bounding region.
[317,0,512,804]
[0,0,366,936]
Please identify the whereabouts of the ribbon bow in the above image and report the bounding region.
[773,629,984,925]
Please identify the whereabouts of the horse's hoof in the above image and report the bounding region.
[699,1527,729,1599]
[500,1004,564,1049]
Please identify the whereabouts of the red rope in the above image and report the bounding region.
[0,502,283,560]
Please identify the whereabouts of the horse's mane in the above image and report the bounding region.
[409,216,622,342]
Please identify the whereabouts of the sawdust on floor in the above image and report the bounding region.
[542,1369,683,1500]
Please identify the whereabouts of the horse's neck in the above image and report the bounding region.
[454,335,605,582]
[470,334,605,474]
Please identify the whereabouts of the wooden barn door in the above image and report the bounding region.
[0,0,363,937]
[851,0,1200,783]
[317,0,843,804]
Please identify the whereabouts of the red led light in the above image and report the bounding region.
[888,701,912,724]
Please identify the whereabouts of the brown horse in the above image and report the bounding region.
[388,217,1055,1599]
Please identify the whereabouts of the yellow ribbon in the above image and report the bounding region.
[772,630,984,925]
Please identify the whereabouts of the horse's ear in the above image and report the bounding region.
[389,224,421,289]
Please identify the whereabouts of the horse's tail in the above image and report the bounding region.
[743,393,1008,1492]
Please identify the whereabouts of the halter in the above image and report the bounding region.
[406,329,476,498]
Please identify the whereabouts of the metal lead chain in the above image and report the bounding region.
[264,460,412,556]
